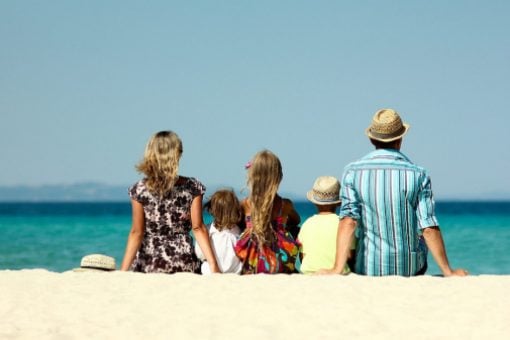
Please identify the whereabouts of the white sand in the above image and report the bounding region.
[0,270,509,339]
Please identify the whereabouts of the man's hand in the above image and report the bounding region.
[422,226,468,277]
[444,268,469,276]
[314,268,345,275]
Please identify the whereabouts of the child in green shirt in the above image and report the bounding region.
[298,176,354,274]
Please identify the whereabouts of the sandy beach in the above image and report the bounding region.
[0,270,508,339]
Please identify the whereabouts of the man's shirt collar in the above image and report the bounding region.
[363,148,411,163]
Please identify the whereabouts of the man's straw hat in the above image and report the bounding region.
[306,176,342,205]
[365,109,410,142]
[73,254,116,272]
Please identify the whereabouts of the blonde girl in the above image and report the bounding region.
[234,150,301,274]
[120,131,219,273]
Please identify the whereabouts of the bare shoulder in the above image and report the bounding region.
[240,198,250,214]
[174,176,188,186]
[281,197,296,208]
[282,197,295,204]
[280,197,298,216]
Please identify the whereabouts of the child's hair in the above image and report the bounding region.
[136,131,183,197]
[205,189,242,231]
[247,150,283,245]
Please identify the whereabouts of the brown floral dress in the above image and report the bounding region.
[129,176,205,273]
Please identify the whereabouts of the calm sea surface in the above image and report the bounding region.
[1,201,509,275]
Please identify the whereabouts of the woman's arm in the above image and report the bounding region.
[191,195,220,273]
[237,199,248,232]
[284,198,301,226]
[283,198,301,239]
[120,199,145,271]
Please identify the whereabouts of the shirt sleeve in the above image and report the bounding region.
[190,178,206,198]
[339,170,361,220]
[416,172,439,229]
[128,181,148,204]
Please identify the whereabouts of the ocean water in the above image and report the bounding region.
[1,201,509,275]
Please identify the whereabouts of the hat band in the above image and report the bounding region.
[369,125,406,139]
[312,189,339,203]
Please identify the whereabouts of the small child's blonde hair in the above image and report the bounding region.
[205,189,242,231]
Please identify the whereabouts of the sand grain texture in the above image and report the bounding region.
[0,270,508,339]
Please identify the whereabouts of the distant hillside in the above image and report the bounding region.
[0,183,129,202]
[1,183,508,202]
[0,183,284,202]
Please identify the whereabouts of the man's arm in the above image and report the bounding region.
[318,216,357,274]
[422,226,468,276]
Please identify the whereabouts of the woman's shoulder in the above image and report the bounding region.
[278,196,296,212]
[129,178,145,188]
[129,179,147,194]
[175,176,206,194]
[176,175,202,185]
[129,179,151,202]
[281,197,295,206]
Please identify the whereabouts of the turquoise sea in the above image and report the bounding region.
[1,201,509,275]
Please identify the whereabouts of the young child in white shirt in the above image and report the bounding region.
[195,189,243,274]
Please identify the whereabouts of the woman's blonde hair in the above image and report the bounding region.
[136,131,183,197]
[247,150,283,245]
[205,189,242,231]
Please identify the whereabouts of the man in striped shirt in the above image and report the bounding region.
[326,109,467,276]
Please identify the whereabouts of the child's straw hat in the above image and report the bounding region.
[306,176,341,205]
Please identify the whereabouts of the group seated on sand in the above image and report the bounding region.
[81,109,467,277]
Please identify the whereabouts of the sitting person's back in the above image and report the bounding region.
[320,109,467,277]
[234,150,301,274]
[195,189,242,274]
[298,176,352,274]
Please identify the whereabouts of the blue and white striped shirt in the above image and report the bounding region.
[339,149,438,276]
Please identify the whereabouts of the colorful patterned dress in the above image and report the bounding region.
[234,212,301,274]
[128,177,205,274]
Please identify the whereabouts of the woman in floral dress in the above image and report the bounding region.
[120,131,219,273]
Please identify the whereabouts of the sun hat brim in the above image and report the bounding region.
[72,267,116,272]
[73,254,116,272]
[306,190,342,206]
[365,123,410,142]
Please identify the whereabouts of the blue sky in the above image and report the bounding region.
[1,1,509,199]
